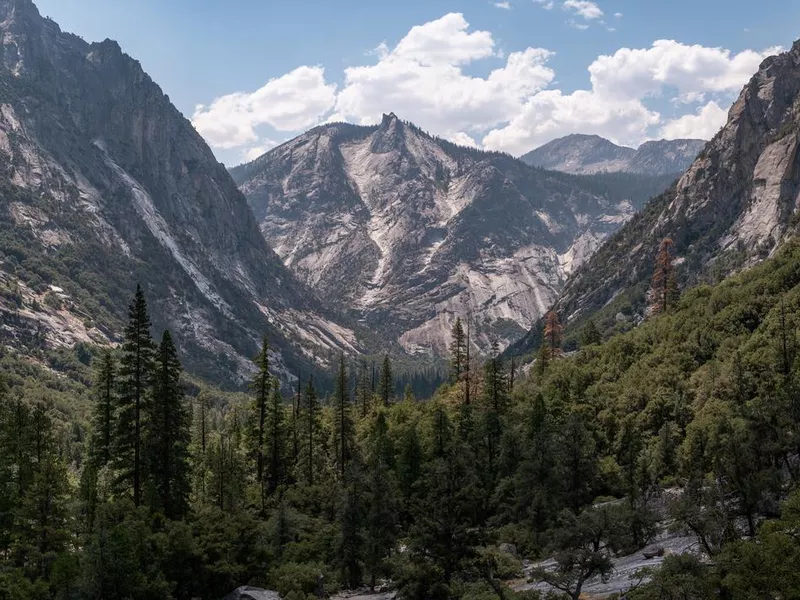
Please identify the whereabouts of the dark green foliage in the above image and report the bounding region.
[247,337,270,510]
[114,285,155,507]
[379,355,393,407]
[90,350,116,468]
[148,330,191,520]
[9,242,800,598]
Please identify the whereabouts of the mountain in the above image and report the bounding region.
[231,114,667,355]
[0,0,360,385]
[510,41,800,355]
[520,134,706,176]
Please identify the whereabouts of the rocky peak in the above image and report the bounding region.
[0,0,39,22]
[233,117,652,356]
[371,111,406,154]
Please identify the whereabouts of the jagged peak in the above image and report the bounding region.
[381,112,399,125]
[0,0,38,21]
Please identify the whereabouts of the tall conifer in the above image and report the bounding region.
[149,330,190,519]
[114,284,155,506]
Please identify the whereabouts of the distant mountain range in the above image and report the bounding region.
[520,134,706,176]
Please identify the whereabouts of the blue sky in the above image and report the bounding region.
[35,0,800,165]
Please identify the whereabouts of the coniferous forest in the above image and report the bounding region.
[4,240,800,599]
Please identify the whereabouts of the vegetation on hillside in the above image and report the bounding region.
[4,239,800,599]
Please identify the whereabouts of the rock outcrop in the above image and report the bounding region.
[0,0,359,385]
[511,41,800,354]
[232,116,651,354]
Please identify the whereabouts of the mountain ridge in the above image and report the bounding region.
[510,40,800,356]
[232,113,674,356]
[520,133,706,176]
[0,0,362,386]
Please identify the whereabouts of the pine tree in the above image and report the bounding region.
[482,340,508,413]
[114,284,155,507]
[11,403,70,581]
[465,318,472,406]
[336,459,364,589]
[148,330,191,520]
[364,413,398,591]
[449,317,467,383]
[265,377,285,494]
[544,311,563,359]
[648,237,678,315]
[333,354,354,480]
[91,351,116,468]
[356,360,372,417]
[191,391,211,505]
[580,319,602,347]
[248,336,270,511]
[299,377,321,486]
[378,355,393,407]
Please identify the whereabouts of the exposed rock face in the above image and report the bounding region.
[232,116,647,354]
[520,133,705,176]
[0,0,358,384]
[513,42,799,351]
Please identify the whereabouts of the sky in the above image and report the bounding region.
[34,0,800,166]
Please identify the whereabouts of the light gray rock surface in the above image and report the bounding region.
[232,115,651,355]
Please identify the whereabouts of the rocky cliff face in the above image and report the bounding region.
[512,41,800,353]
[232,115,648,354]
[0,0,359,384]
[520,134,705,176]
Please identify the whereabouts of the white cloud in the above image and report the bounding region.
[533,0,555,8]
[192,66,336,149]
[446,132,480,147]
[334,14,555,138]
[492,1,512,8]
[481,40,777,155]
[241,140,280,163]
[563,0,603,20]
[483,90,660,154]
[192,13,782,162]
[614,12,623,18]
[659,101,728,140]
[589,40,779,101]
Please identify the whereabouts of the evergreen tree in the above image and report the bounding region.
[648,237,678,315]
[580,319,602,347]
[396,425,423,510]
[333,354,355,480]
[248,336,270,511]
[364,413,398,591]
[336,462,364,589]
[191,391,212,506]
[299,377,321,486]
[482,340,508,413]
[378,355,393,407]
[356,360,372,417]
[11,403,70,582]
[408,444,482,585]
[265,378,285,494]
[449,317,467,383]
[114,284,155,507]
[149,330,191,520]
[91,351,116,468]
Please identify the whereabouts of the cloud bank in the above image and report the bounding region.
[191,12,779,161]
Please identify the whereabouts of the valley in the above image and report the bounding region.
[2,1,800,599]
